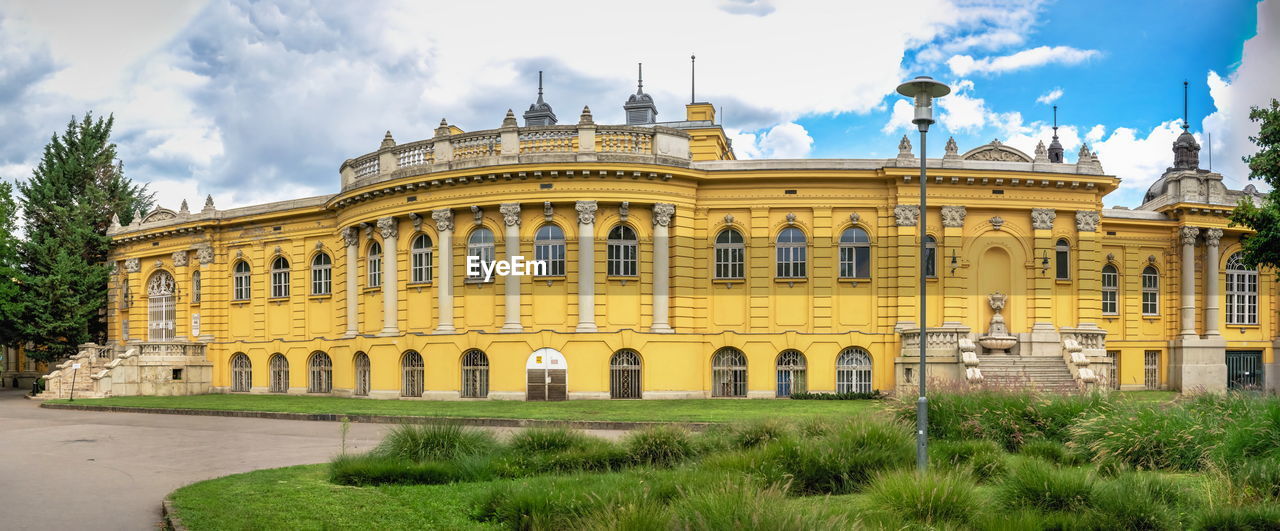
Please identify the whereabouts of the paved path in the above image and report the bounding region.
[0,391,624,530]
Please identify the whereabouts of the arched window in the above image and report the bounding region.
[836,347,873,393]
[411,234,433,283]
[1142,266,1159,315]
[367,242,382,288]
[1101,264,1119,315]
[775,350,807,397]
[233,261,251,300]
[535,224,567,276]
[712,347,747,397]
[353,352,370,397]
[231,353,251,392]
[610,349,642,399]
[308,352,332,393]
[402,350,424,397]
[714,229,745,280]
[268,354,289,393]
[270,256,290,298]
[923,235,938,278]
[838,227,871,279]
[1226,253,1257,325]
[191,271,202,304]
[607,225,638,277]
[311,253,332,295]
[776,227,807,279]
[1055,239,1070,280]
[467,228,495,280]
[461,349,489,398]
[147,270,176,341]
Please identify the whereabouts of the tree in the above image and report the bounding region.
[0,181,24,348]
[1230,99,1280,273]
[17,113,154,362]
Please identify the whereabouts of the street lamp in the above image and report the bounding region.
[896,75,950,472]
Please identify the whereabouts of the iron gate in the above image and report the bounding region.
[1226,350,1263,390]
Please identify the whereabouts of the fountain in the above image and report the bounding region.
[977,292,1017,354]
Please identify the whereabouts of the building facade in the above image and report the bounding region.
[92,88,1278,400]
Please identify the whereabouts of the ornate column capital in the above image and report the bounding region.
[893,204,919,227]
[1205,227,1223,247]
[171,250,188,267]
[1180,226,1200,245]
[1075,210,1100,232]
[432,209,454,232]
[499,203,522,226]
[377,217,398,239]
[941,206,966,228]
[196,244,215,265]
[576,200,598,225]
[653,203,675,227]
[124,258,141,273]
[341,227,359,247]
[1031,208,1056,230]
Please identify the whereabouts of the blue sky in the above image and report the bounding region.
[0,0,1274,209]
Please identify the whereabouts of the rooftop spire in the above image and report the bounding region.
[1047,105,1064,163]
[624,61,657,124]
[1182,80,1189,132]
[523,70,557,126]
[690,54,697,104]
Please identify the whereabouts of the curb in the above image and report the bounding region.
[38,402,714,431]
[162,499,187,531]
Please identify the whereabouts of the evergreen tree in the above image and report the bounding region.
[0,181,24,348]
[1230,99,1280,272]
[18,113,154,362]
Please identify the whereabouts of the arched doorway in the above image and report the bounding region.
[526,348,567,401]
[147,270,176,341]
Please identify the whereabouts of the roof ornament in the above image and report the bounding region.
[579,105,594,125]
[690,54,696,104]
[1048,105,1064,163]
[502,109,517,128]
[1033,140,1049,163]
[897,135,914,160]
[179,199,190,215]
[523,70,557,126]
[380,130,396,149]
[435,118,451,137]
[943,136,959,160]
[202,194,216,214]
[624,62,657,124]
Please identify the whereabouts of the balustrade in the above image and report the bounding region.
[452,133,501,160]
[518,129,577,153]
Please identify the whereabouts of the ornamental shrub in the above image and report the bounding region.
[862,470,984,526]
[997,458,1095,512]
[373,423,495,463]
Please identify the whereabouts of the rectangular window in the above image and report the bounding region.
[776,246,806,278]
[1056,249,1070,280]
[535,241,565,276]
[411,248,432,283]
[1141,273,1159,315]
[607,241,637,277]
[1102,268,1118,315]
[270,270,289,298]
[715,245,744,279]
[1144,350,1160,390]
[923,245,937,278]
[312,264,331,295]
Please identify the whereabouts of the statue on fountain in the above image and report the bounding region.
[978,292,1017,354]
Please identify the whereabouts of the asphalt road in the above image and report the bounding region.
[0,390,624,530]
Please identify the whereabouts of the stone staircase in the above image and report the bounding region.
[979,355,1081,394]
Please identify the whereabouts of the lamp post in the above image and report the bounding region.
[895,75,950,472]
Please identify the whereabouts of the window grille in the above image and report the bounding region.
[231,353,251,392]
[836,347,873,393]
[191,271,201,304]
[354,352,370,396]
[269,354,289,393]
[461,349,489,398]
[1144,350,1160,390]
[308,352,332,393]
[712,348,747,397]
[610,350,642,399]
[1105,350,1120,390]
[147,271,176,341]
[775,350,807,397]
[402,350,424,397]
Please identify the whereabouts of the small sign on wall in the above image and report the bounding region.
[191,313,201,337]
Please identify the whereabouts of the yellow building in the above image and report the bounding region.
[95,85,1277,400]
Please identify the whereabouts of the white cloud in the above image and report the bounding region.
[1201,0,1280,190]
[1035,87,1063,105]
[719,0,776,16]
[732,122,813,159]
[937,80,989,132]
[947,45,1099,76]
[1092,120,1185,201]
[882,99,916,134]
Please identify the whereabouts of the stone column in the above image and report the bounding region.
[500,203,523,332]
[433,209,455,333]
[1204,228,1223,338]
[651,203,675,333]
[378,217,399,336]
[576,200,598,332]
[1179,226,1200,337]
[343,227,359,337]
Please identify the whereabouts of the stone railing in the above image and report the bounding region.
[338,119,692,191]
[138,342,207,357]
[899,325,971,358]
[1060,327,1108,391]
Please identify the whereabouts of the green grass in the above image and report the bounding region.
[45,393,882,422]
[167,464,500,530]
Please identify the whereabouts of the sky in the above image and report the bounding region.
[0,0,1274,209]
